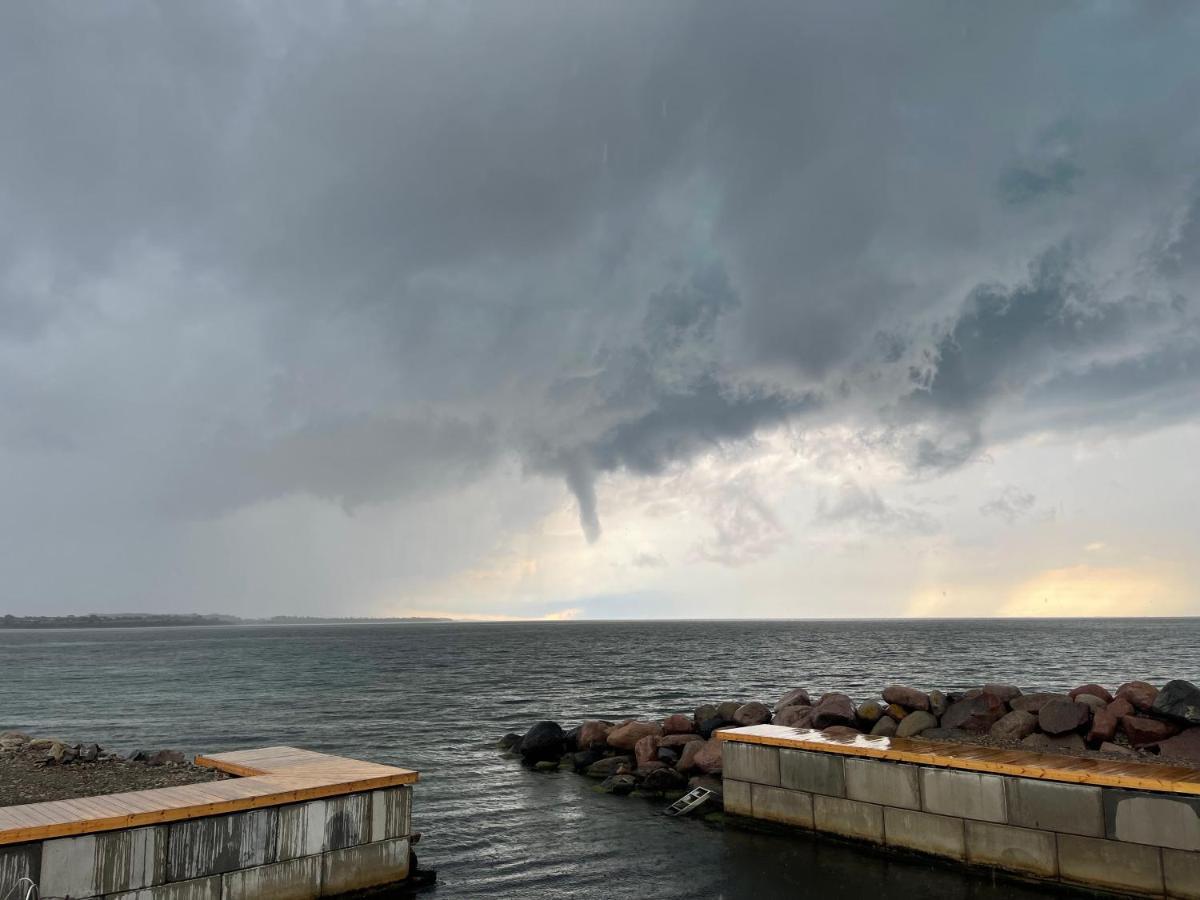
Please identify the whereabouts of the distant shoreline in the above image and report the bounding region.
[0,614,453,629]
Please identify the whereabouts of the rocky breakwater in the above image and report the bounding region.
[499,678,1200,804]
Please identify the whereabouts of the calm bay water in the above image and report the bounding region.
[3,618,1197,898]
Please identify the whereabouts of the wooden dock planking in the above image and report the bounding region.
[0,746,418,846]
[718,725,1200,796]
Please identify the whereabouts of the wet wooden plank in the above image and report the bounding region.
[0,746,419,845]
[718,725,1200,796]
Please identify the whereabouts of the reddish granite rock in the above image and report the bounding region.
[634,734,662,767]
[813,693,856,729]
[1121,715,1179,747]
[775,688,812,712]
[1156,727,1200,764]
[1107,697,1134,719]
[660,733,703,750]
[1039,699,1091,735]
[774,705,814,729]
[691,737,724,775]
[1069,684,1114,704]
[978,683,1022,703]
[990,709,1038,741]
[1116,681,1159,712]
[942,692,1007,734]
[1088,709,1119,744]
[821,725,861,739]
[733,702,772,726]
[607,721,664,750]
[578,721,614,750]
[662,714,694,735]
[1010,692,1069,714]
[677,739,705,772]
[882,685,930,712]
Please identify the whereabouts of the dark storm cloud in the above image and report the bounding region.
[1,0,1199,578]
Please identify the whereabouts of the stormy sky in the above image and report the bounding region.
[2,1,1198,619]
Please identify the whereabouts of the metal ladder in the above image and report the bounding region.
[663,785,715,816]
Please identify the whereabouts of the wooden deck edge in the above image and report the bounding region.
[0,747,419,846]
[718,725,1200,796]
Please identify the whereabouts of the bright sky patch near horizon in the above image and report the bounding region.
[1,2,1198,620]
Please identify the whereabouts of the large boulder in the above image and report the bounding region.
[884,703,909,721]
[870,716,898,737]
[774,705,814,729]
[813,693,856,729]
[656,746,680,766]
[518,721,565,762]
[677,739,706,772]
[634,734,662,767]
[662,714,695,735]
[1087,709,1119,744]
[1107,697,1134,719]
[733,702,772,726]
[607,721,663,751]
[577,721,614,750]
[496,733,523,751]
[1074,694,1106,714]
[641,766,687,793]
[928,690,949,718]
[941,692,1007,734]
[585,755,633,778]
[1039,699,1090,735]
[1069,684,1113,704]
[691,737,724,775]
[981,683,1022,703]
[856,700,886,724]
[990,710,1038,741]
[661,733,704,750]
[716,702,742,721]
[774,688,812,712]
[1010,692,1069,714]
[882,685,930,712]
[895,710,937,738]
[1121,715,1179,747]
[1152,679,1200,726]
[1116,681,1159,712]
[698,716,729,739]
[1157,728,1200,764]
[694,704,719,727]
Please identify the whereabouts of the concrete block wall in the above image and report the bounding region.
[0,786,412,900]
[723,740,1200,898]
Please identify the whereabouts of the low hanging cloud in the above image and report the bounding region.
[1,2,1199,612]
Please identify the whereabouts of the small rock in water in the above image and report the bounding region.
[599,774,636,796]
[585,756,634,778]
[534,760,559,772]
[496,733,524,751]
[641,767,687,793]
[1152,679,1200,726]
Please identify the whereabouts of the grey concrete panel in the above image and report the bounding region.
[1164,848,1200,899]
[1006,778,1103,837]
[812,795,884,843]
[965,821,1058,878]
[1105,789,1200,852]
[41,825,166,897]
[751,784,813,829]
[324,792,372,851]
[167,808,278,881]
[0,843,40,893]
[110,875,221,900]
[222,854,322,900]
[320,836,410,895]
[779,748,845,797]
[277,800,327,861]
[844,758,920,810]
[370,787,412,842]
[722,742,781,787]
[723,779,753,817]
[920,768,1006,823]
[884,807,965,860]
[1057,833,1164,895]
